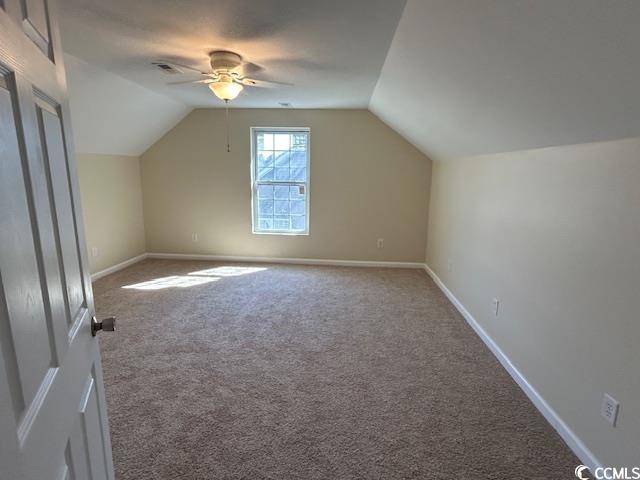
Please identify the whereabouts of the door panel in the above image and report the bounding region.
[20,0,51,57]
[66,441,79,480]
[0,1,115,478]
[80,371,110,480]
[36,98,87,327]
[0,76,55,418]
[21,0,48,36]
[68,414,92,480]
[65,363,112,480]
[22,93,70,363]
[58,442,75,480]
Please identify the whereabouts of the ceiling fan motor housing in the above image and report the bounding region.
[210,51,243,72]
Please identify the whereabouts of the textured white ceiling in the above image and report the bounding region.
[65,54,190,156]
[58,0,406,109]
[61,0,640,160]
[371,0,640,160]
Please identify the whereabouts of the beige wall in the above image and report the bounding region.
[141,109,431,262]
[426,137,640,466]
[77,154,146,274]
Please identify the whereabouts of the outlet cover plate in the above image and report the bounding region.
[601,393,619,427]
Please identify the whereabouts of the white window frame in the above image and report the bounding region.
[250,126,311,235]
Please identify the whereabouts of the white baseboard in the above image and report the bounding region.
[423,264,602,472]
[90,252,424,282]
[146,252,425,269]
[91,253,148,281]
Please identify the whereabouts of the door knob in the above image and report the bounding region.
[91,316,116,336]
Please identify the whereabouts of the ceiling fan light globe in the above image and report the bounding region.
[209,81,243,101]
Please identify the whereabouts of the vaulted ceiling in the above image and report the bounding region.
[370,0,640,160]
[59,0,406,109]
[65,54,189,156]
[60,0,640,160]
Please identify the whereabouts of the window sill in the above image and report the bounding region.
[252,230,309,236]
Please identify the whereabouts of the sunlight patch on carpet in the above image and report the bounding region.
[122,275,219,290]
[189,266,268,277]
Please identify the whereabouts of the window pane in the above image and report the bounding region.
[274,200,290,215]
[274,151,290,167]
[260,133,274,150]
[259,217,274,230]
[258,184,274,198]
[274,216,290,230]
[291,134,307,151]
[258,151,274,168]
[291,166,306,182]
[274,134,290,150]
[291,216,306,231]
[290,185,305,199]
[290,151,306,167]
[259,199,274,216]
[274,185,289,199]
[274,167,290,181]
[258,168,274,181]
[290,199,305,215]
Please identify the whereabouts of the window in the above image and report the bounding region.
[251,127,310,234]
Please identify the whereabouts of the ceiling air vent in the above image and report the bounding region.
[152,62,182,74]
[279,102,293,108]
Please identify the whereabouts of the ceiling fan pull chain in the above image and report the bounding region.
[225,100,231,153]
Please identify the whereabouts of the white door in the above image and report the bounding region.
[0,1,115,479]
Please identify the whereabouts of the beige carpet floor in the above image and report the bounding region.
[93,259,579,479]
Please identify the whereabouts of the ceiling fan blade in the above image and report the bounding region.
[168,78,215,85]
[156,59,210,75]
[235,61,264,77]
[239,77,293,88]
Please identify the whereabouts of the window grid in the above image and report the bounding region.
[252,128,309,235]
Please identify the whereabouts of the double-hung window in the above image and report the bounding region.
[251,127,310,234]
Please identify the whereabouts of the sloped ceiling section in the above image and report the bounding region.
[65,54,191,156]
[370,0,640,161]
[58,0,406,109]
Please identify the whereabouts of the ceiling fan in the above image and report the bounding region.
[155,50,292,152]
[157,50,291,103]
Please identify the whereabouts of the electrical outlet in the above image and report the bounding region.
[492,298,500,316]
[601,393,619,427]
[191,232,199,242]
[91,247,98,257]
[377,238,384,249]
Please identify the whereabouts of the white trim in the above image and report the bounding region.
[90,253,148,281]
[146,252,425,269]
[423,264,602,473]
